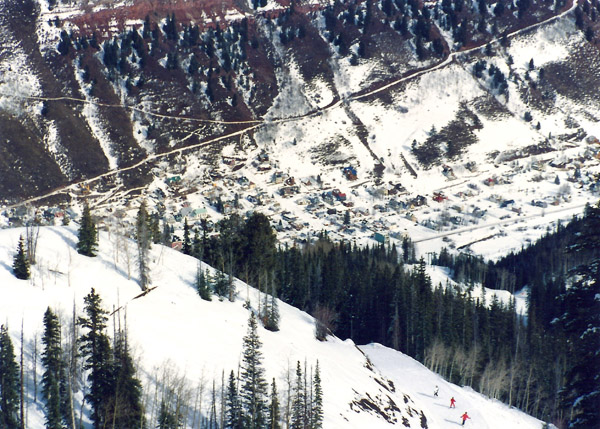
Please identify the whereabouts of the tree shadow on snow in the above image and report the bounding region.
[0,260,12,274]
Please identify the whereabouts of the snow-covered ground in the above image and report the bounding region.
[0,0,597,272]
[362,343,546,429]
[0,226,550,428]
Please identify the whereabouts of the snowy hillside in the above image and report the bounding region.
[0,226,548,428]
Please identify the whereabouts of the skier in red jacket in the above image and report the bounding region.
[449,397,456,408]
[461,411,470,425]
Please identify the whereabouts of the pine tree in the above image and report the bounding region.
[268,378,281,429]
[239,313,268,428]
[183,218,192,255]
[225,370,242,429]
[150,213,161,244]
[77,202,98,257]
[241,213,277,290]
[196,264,212,301]
[161,220,171,246]
[136,201,152,291]
[556,203,600,428]
[192,229,203,259]
[312,361,323,429]
[214,269,229,299]
[12,235,30,280]
[0,325,20,429]
[41,308,65,429]
[78,288,114,428]
[290,361,304,429]
[111,332,145,428]
[262,279,280,332]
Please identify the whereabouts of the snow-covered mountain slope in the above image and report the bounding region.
[362,343,545,429]
[0,225,547,428]
[2,0,599,264]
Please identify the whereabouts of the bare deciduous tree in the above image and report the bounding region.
[313,305,337,341]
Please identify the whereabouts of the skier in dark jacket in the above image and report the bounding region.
[434,385,439,397]
[461,411,470,425]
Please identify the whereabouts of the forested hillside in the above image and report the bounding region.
[1,0,599,203]
[193,203,600,427]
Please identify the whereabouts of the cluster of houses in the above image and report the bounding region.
[4,136,600,253]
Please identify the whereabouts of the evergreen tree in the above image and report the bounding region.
[0,325,20,429]
[290,361,305,429]
[78,288,114,429]
[77,202,98,257]
[262,279,280,332]
[196,264,212,301]
[192,229,203,260]
[57,30,72,55]
[111,332,145,428]
[214,269,229,299]
[136,201,152,291]
[241,213,277,290]
[239,313,268,428]
[163,12,177,40]
[161,220,172,246]
[225,370,242,429]
[556,203,600,428]
[312,361,323,429]
[150,213,161,244]
[183,218,192,255]
[343,210,350,225]
[41,308,65,429]
[12,235,30,280]
[268,378,281,429]
[157,399,178,429]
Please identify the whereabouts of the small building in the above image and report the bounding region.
[343,166,358,180]
[433,192,447,203]
[165,176,182,186]
[332,189,347,201]
[373,232,388,244]
[272,171,285,184]
[322,191,335,205]
[442,164,456,180]
[257,162,272,171]
[484,177,496,187]
[410,195,427,207]
[465,161,478,172]
[282,212,297,222]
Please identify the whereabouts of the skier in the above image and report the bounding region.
[461,411,470,425]
[450,397,456,408]
[433,385,439,397]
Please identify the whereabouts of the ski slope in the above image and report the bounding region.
[0,226,550,428]
[362,344,544,429]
